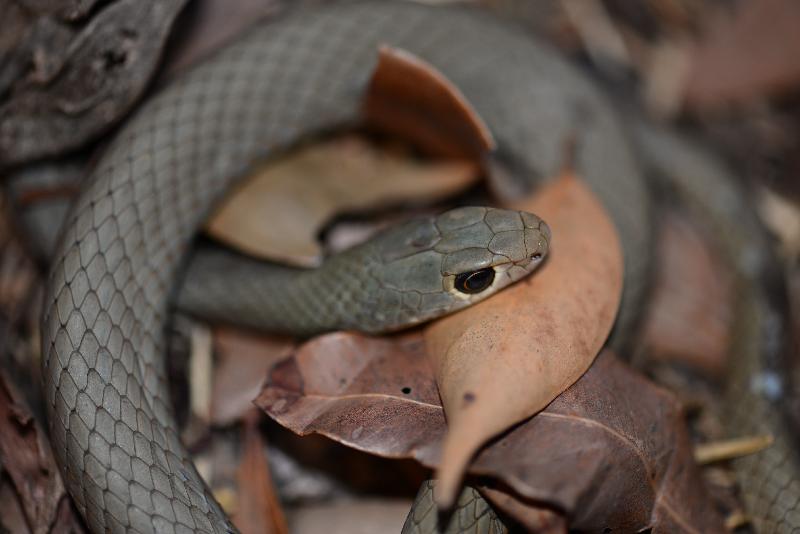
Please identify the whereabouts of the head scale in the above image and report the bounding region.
[358,206,550,333]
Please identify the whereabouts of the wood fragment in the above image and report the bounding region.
[190,324,214,423]
[724,510,750,531]
[694,435,775,465]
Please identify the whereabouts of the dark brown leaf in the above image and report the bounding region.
[257,332,444,460]
[256,337,725,533]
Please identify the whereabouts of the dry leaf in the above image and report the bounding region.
[233,413,288,534]
[466,351,725,533]
[477,487,567,534]
[425,172,623,505]
[286,499,412,534]
[211,327,297,426]
[363,46,495,159]
[640,212,732,376]
[684,0,800,109]
[255,336,724,532]
[258,332,443,459]
[206,136,479,266]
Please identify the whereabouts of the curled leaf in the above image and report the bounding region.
[425,172,624,506]
[363,46,496,159]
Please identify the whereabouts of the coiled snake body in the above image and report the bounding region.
[40,1,798,532]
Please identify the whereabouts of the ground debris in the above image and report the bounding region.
[0,0,189,166]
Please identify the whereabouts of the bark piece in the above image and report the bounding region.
[0,0,189,166]
[0,372,86,534]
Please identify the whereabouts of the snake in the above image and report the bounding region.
[37,1,798,533]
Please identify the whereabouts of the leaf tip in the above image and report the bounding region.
[433,425,482,510]
[433,474,460,510]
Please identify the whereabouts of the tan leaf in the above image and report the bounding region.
[255,337,725,532]
[425,171,623,506]
[286,500,412,534]
[205,136,480,266]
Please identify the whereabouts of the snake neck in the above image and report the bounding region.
[174,244,384,337]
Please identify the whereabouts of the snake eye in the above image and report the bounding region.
[454,268,495,294]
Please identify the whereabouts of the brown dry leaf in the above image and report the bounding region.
[0,372,85,534]
[233,412,288,534]
[205,136,480,266]
[684,0,800,110]
[363,46,495,159]
[255,337,724,532]
[426,172,623,505]
[257,332,444,459]
[640,212,732,376]
[477,487,567,534]
[211,327,297,426]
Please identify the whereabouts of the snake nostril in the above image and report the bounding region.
[531,252,542,261]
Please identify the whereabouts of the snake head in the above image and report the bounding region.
[357,206,550,332]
